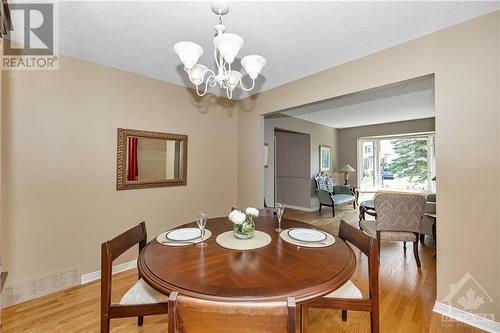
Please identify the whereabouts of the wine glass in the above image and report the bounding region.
[196,211,208,248]
[275,203,285,233]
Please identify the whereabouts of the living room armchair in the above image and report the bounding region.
[314,174,356,217]
[420,193,436,244]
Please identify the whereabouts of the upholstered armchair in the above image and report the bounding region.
[360,193,426,268]
[419,193,436,244]
[314,174,356,217]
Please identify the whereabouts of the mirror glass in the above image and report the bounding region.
[117,128,188,190]
[126,137,184,182]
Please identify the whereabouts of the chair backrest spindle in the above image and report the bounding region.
[338,220,379,316]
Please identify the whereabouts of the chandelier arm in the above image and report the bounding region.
[207,73,218,87]
[195,73,218,97]
[220,54,225,76]
[205,69,217,79]
[208,73,219,88]
[214,48,220,69]
[188,67,217,86]
[239,77,256,91]
[220,61,229,81]
[195,84,209,97]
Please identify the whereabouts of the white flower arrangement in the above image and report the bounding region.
[245,207,260,218]
[229,207,259,239]
[228,209,246,225]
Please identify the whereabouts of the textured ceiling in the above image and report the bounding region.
[31,1,500,98]
[282,76,435,129]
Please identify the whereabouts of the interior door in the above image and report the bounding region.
[275,130,311,208]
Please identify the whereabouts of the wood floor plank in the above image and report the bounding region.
[1,205,485,332]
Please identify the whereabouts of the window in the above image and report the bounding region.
[359,141,375,188]
[357,133,436,192]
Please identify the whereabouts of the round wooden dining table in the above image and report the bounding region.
[138,216,356,303]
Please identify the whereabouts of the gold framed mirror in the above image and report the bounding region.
[116,128,188,190]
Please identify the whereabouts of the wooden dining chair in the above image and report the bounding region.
[168,292,296,333]
[101,222,168,333]
[301,220,379,333]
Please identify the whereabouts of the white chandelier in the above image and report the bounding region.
[173,1,266,99]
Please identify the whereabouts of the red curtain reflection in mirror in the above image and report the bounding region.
[127,137,138,181]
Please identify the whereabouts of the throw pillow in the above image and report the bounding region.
[316,176,328,191]
[326,176,334,193]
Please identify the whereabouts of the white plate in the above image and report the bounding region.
[166,228,201,241]
[288,228,327,243]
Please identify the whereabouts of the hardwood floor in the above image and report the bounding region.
[1,205,484,332]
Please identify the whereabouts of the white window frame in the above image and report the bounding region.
[357,139,378,188]
[357,132,436,193]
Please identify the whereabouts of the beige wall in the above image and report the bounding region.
[237,12,500,320]
[337,117,435,187]
[264,115,338,208]
[1,54,238,290]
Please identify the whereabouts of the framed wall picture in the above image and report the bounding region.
[319,145,331,172]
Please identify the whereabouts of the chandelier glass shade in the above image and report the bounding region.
[173,42,203,70]
[173,2,266,99]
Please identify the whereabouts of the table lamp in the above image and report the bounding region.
[338,164,356,185]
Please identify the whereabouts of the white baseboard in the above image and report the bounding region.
[433,301,500,332]
[1,260,137,308]
[1,265,81,308]
[80,259,137,285]
[284,204,319,212]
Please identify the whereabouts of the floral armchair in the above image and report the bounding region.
[314,173,356,217]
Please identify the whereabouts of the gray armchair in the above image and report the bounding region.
[314,174,356,217]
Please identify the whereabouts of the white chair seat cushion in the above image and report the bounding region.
[324,280,362,299]
[119,278,168,305]
[360,219,417,242]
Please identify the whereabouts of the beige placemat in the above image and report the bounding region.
[280,229,335,248]
[156,229,212,247]
[216,231,272,251]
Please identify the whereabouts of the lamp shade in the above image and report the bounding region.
[185,64,208,85]
[213,33,244,64]
[241,55,266,79]
[173,41,203,70]
[226,71,242,90]
[338,164,356,172]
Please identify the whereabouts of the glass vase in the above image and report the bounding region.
[233,219,255,239]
